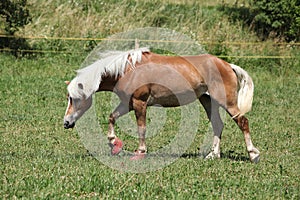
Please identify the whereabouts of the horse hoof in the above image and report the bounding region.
[251,155,260,164]
[130,151,146,160]
[111,138,123,155]
[249,148,260,163]
[204,152,220,160]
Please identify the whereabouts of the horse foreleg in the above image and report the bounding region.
[232,115,260,163]
[199,94,224,159]
[108,103,129,155]
[130,99,147,160]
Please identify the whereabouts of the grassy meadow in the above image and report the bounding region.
[1,0,300,199]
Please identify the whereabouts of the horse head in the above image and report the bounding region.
[64,81,92,129]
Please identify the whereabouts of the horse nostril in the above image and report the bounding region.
[64,121,75,129]
[64,121,69,129]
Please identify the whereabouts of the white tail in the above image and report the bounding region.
[230,64,254,116]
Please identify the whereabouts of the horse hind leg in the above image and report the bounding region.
[227,106,260,163]
[199,94,224,159]
[130,98,147,160]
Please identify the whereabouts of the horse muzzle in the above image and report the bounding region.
[64,121,75,129]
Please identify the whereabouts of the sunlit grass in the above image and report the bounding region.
[23,0,257,55]
[0,49,299,199]
[1,0,299,198]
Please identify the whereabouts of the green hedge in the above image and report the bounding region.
[0,0,32,56]
[250,0,300,42]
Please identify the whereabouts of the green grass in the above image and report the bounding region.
[0,51,299,199]
[1,0,299,199]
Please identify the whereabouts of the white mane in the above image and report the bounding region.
[68,47,150,99]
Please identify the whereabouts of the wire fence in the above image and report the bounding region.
[1,34,298,59]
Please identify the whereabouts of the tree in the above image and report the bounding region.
[250,0,300,42]
[0,0,32,56]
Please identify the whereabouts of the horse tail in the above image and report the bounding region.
[230,64,254,116]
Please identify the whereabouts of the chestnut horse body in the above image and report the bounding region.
[64,48,260,163]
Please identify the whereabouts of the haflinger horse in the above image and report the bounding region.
[64,47,260,163]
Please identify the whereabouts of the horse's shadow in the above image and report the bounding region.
[87,150,249,162]
[220,151,249,162]
[180,151,248,162]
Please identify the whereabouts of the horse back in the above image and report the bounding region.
[183,54,238,106]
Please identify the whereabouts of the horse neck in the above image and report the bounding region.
[97,75,119,92]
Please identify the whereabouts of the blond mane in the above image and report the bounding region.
[68,47,150,99]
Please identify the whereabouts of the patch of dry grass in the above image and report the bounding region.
[23,0,253,41]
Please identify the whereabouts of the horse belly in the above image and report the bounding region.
[147,87,204,107]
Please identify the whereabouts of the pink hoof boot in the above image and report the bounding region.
[111,138,123,155]
[130,150,146,160]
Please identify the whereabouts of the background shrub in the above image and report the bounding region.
[0,0,32,56]
[250,0,300,42]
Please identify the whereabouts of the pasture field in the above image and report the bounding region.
[1,0,300,199]
[0,52,299,199]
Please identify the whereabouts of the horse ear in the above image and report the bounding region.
[78,83,84,90]
[65,81,70,85]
